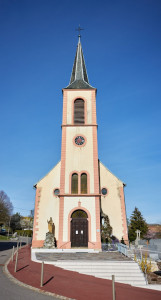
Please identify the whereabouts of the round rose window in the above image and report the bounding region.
[75,136,85,146]
[101,188,108,195]
[54,189,60,196]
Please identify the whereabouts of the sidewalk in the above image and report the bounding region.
[6,245,161,300]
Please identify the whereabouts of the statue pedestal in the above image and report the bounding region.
[43,232,56,249]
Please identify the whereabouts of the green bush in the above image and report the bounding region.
[16,230,33,237]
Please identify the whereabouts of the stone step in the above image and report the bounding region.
[55,262,139,266]
[81,273,144,278]
[60,265,141,269]
[63,268,143,275]
[53,260,146,287]
[54,261,137,266]
[55,264,140,270]
[61,268,144,277]
[98,277,146,283]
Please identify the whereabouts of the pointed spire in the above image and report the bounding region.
[65,39,95,89]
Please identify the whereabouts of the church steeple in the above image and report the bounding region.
[65,39,95,89]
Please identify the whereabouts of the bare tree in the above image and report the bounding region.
[0,190,13,225]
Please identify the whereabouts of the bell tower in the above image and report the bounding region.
[58,37,101,249]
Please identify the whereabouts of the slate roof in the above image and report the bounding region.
[65,39,95,89]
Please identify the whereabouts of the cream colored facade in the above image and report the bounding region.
[99,162,127,240]
[34,162,61,242]
[33,158,128,246]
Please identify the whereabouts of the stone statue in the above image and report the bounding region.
[47,217,55,236]
[43,217,56,249]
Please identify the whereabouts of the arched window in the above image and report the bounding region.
[81,173,87,194]
[71,173,78,194]
[71,210,88,219]
[74,99,84,124]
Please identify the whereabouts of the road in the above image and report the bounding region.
[0,239,59,300]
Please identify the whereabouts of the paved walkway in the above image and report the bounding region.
[0,241,58,300]
[7,245,161,300]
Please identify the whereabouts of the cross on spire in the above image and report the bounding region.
[76,25,84,41]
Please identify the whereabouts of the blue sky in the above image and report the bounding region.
[0,0,161,223]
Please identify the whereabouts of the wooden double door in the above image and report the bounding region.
[71,218,88,247]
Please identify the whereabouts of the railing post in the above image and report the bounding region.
[12,246,15,262]
[14,249,18,272]
[112,275,116,300]
[40,261,44,287]
[140,249,142,261]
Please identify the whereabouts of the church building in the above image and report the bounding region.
[32,37,128,250]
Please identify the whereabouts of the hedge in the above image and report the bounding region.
[16,230,33,237]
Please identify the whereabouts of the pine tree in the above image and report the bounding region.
[128,207,148,242]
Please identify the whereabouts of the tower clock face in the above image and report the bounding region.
[75,136,85,146]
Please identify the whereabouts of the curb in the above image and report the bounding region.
[3,245,74,300]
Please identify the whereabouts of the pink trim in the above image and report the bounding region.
[95,196,102,249]
[92,97,101,249]
[62,124,98,127]
[32,240,44,248]
[67,206,91,245]
[60,128,66,194]
[119,186,128,243]
[93,126,99,194]
[59,241,71,249]
[58,122,67,247]
[58,193,101,197]
[57,196,64,248]
[72,134,87,148]
[62,90,67,125]
[72,97,87,125]
[32,187,42,247]
[62,88,97,92]
[91,90,97,125]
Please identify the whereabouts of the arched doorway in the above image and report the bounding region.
[71,210,88,247]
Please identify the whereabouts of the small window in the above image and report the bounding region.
[101,188,108,195]
[74,99,84,124]
[81,173,87,194]
[54,189,60,196]
[71,173,78,194]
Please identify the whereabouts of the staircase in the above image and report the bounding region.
[53,260,147,286]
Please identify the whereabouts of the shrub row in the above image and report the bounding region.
[16,230,33,237]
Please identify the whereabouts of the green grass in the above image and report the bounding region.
[0,235,10,240]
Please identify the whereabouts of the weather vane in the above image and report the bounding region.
[76,25,84,39]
